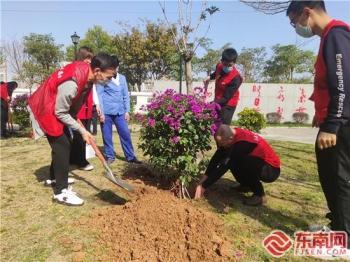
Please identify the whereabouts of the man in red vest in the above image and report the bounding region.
[194,124,280,206]
[28,53,117,206]
[203,48,243,125]
[287,0,350,249]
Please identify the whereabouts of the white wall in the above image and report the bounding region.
[133,81,315,123]
[13,81,315,123]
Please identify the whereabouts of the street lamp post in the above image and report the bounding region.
[70,32,80,61]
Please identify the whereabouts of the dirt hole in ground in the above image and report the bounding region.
[78,168,233,261]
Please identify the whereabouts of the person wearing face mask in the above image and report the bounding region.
[194,124,280,206]
[96,56,141,165]
[28,53,117,206]
[287,0,350,249]
[203,48,243,125]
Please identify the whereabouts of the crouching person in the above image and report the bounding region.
[194,124,281,206]
[28,53,117,206]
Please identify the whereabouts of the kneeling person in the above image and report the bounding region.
[195,124,281,206]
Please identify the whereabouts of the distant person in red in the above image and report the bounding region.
[194,124,281,206]
[28,53,117,206]
[0,81,17,138]
[203,48,243,125]
[6,81,19,134]
[287,0,350,248]
[0,81,10,138]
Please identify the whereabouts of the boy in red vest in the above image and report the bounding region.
[69,46,96,171]
[194,124,280,206]
[287,1,350,248]
[28,53,117,206]
[203,48,243,124]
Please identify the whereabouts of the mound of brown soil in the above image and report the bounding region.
[81,184,233,261]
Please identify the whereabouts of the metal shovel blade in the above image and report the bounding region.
[104,164,134,192]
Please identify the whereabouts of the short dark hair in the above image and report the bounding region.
[91,53,118,71]
[77,46,93,61]
[286,1,326,15]
[111,55,120,67]
[221,48,238,63]
[6,81,18,96]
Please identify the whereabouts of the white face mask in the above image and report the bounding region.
[295,21,314,38]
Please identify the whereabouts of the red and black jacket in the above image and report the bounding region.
[210,63,242,107]
[28,61,90,137]
[312,19,350,134]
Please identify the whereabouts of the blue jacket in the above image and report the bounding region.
[96,73,130,116]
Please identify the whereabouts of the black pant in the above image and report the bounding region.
[220,105,236,125]
[47,128,72,194]
[91,106,98,135]
[316,122,350,248]
[69,119,90,167]
[230,156,280,196]
[0,99,8,138]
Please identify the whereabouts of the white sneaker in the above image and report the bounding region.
[44,177,75,186]
[79,164,94,171]
[52,187,84,206]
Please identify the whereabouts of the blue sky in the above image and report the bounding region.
[1,0,350,57]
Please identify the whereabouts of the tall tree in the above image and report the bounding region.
[263,44,315,83]
[66,26,116,61]
[159,0,219,93]
[17,34,63,91]
[237,47,267,82]
[114,21,178,91]
[4,39,28,82]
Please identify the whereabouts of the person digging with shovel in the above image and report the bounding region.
[28,53,118,206]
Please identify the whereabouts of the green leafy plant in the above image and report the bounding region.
[137,88,219,198]
[237,108,266,133]
[11,94,30,129]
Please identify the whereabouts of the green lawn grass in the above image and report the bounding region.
[0,132,329,261]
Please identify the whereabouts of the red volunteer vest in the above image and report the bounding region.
[233,127,281,168]
[0,83,9,106]
[28,61,90,137]
[76,88,93,120]
[312,20,350,123]
[215,63,242,107]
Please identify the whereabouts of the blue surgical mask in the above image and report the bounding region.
[223,66,233,73]
[295,23,314,38]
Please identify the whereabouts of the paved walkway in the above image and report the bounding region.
[261,127,318,144]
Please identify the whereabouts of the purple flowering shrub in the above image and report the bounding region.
[11,94,30,129]
[137,89,220,196]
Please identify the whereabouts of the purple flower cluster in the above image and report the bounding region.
[11,94,29,109]
[140,88,220,135]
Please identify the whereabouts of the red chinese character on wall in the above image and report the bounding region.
[277,86,285,102]
[295,106,307,113]
[252,85,262,109]
[298,87,307,103]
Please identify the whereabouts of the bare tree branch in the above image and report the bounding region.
[240,0,291,15]
[3,39,28,80]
